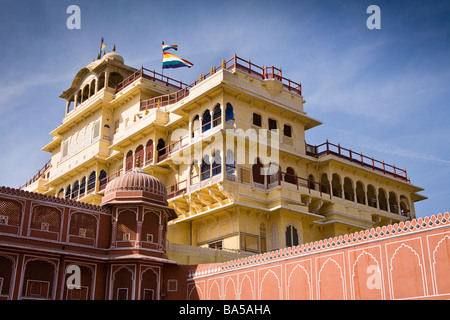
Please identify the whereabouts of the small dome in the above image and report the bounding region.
[102,168,167,205]
[102,52,124,64]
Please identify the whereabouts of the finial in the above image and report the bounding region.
[222,59,226,69]
[97,53,101,60]
[113,44,116,52]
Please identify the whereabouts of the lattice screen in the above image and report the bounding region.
[117,210,137,240]
[0,199,22,226]
[31,205,61,232]
[69,212,96,238]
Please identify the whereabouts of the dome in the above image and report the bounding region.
[102,52,124,64]
[102,168,167,206]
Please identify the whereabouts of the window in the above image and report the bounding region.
[146,234,153,242]
[284,167,296,184]
[202,110,211,132]
[62,141,69,158]
[212,150,221,176]
[114,119,120,134]
[123,233,131,241]
[92,121,100,140]
[79,177,86,196]
[285,225,299,247]
[143,289,154,300]
[79,228,86,237]
[201,155,211,180]
[283,124,292,137]
[41,222,50,231]
[168,280,178,292]
[253,113,262,127]
[0,215,8,225]
[241,234,259,252]
[208,240,222,250]
[87,171,96,192]
[213,104,221,127]
[268,118,277,131]
[117,288,128,300]
[225,103,234,124]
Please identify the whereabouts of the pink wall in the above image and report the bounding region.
[187,213,450,300]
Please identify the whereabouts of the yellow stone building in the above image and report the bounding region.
[22,49,426,264]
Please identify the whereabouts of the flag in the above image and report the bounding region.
[162,44,178,52]
[101,43,106,51]
[162,51,194,69]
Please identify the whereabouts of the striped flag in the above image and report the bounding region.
[162,43,178,52]
[162,51,194,69]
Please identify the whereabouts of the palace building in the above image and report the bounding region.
[20,48,427,264]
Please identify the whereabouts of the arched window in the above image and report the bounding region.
[201,155,211,180]
[108,72,124,89]
[145,139,153,165]
[87,171,96,192]
[125,150,133,172]
[284,167,296,184]
[157,138,166,161]
[98,73,105,91]
[202,110,211,132]
[57,188,64,198]
[135,145,144,167]
[252,158,264,185]
[79,177,86,196]
[72,180,79,199]
[400,196,410,216]
[89,79,96,97]
[225,103,234,124]
[213,104,221,127]
[225,149,235,178]
[99,170,107,189]
[192,115,200,138]
[320,174,330,194]
[212,150,221,176]
[367,185,377,208]
[378,189,388,211]
[65,185,71,200]
[389,192,399,214]
[82,84,89,103]
[331,174,342,198]
[307,174,315,190]
[343,177,354,201]
[285,225,299,247]
[356,181,365,204]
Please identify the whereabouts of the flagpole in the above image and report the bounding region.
[99,37,104,58]
[161,41,164,78]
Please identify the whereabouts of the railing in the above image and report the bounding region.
[306,141,409,183]
[115,67,187,94]
[167,180,187,199]
[139,54,302,112]
[98,169,122,191]
[19,159,52,189]
[157,135,189,163]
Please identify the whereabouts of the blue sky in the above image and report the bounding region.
[0,0,449,218]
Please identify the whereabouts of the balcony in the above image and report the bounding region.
[138,54,302,113]
[114,67,187,94]
[306,141,409,183]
